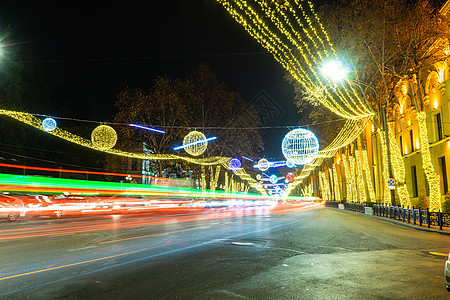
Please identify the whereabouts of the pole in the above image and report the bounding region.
[382,107,395,205]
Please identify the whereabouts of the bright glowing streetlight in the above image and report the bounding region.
[320,59,352,82]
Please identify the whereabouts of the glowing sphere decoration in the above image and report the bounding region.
[91,125,117,150]
[257,158,270,172]
[281,128,319,165]
[256,174,262,180]
[229,157,242,171]
[285,159,295,168]
[286,172,295,182]
[183,131,208,156]
[269,174,278,184]
[42,118,57,132]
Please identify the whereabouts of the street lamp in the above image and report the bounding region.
[321,59,395,205]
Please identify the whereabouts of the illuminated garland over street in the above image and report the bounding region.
[217,0,374,119]
[0,109,265,195]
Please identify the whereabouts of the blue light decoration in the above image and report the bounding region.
[242,156,254,162]
[42,118,57,132]
[285,159,295,168]
[229,157,242,171]
[281,128,319,165]
[173,136,217,151]
[269,174,278,184]
[129,123,165,134]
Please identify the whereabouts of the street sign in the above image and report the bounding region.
[387,185,395,190]
[387,178,395,186]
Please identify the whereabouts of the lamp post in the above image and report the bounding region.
[321,59,395,205]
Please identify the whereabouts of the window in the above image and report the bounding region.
[399,136,403,156]
[436,112,443,140]
[439,156,448,194]
[409,129,414,152]
[411,165,418,197]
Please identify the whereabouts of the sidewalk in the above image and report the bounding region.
[329,206,450,236]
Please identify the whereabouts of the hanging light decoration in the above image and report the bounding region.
[42,117,57,132]
[281,128,319,165]
[257,158,270,172]
[229,157,242,171]
[91,125,117,150]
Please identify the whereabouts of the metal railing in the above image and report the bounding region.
[325,202,450,231]
[373,204,449,230]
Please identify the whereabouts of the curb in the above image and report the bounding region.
[327,207,450,236]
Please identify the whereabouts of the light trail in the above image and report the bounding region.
[0,203,321,241]
[0,209,314,295]
[0,162,162,179]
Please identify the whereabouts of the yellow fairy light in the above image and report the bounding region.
[417,112,441,211]
[378,131,391,205]
[387,126,410,207]
[356,149,366,203]
[217,0,374,119]
[362,149,376,202]
[332,164,340,201]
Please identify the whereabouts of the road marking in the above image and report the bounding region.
[0,247,151,281]
[67,245,98,252]
[429,251,448,257]
[232,241,254,246]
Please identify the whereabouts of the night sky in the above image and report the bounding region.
[1,1,303,160]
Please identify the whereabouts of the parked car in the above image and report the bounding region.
[0,194,25,221]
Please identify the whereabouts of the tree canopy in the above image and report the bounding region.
[111,64,264,176]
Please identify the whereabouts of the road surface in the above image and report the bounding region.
[0,204,449,299]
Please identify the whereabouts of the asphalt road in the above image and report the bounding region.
[0,204,449,299]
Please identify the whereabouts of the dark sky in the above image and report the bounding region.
[0,1,304,160]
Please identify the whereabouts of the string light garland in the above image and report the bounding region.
[355,148,366,203]
[362,149,376,203]
[417,112,441,211]
[0,109,265,195]
[378,131,392,205]
[387,126,410,207]
[217,0,374,119]
[332,164,340,201]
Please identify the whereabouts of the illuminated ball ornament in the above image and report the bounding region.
[229,157,242,171]
[42,118,57,132]
[183,131,208,156]
[281,128,319,165]
[286,172,295,182]
[269,174,278,184]
[91,125,117,150]
[257,158,270,172]
[285,159,295,168]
